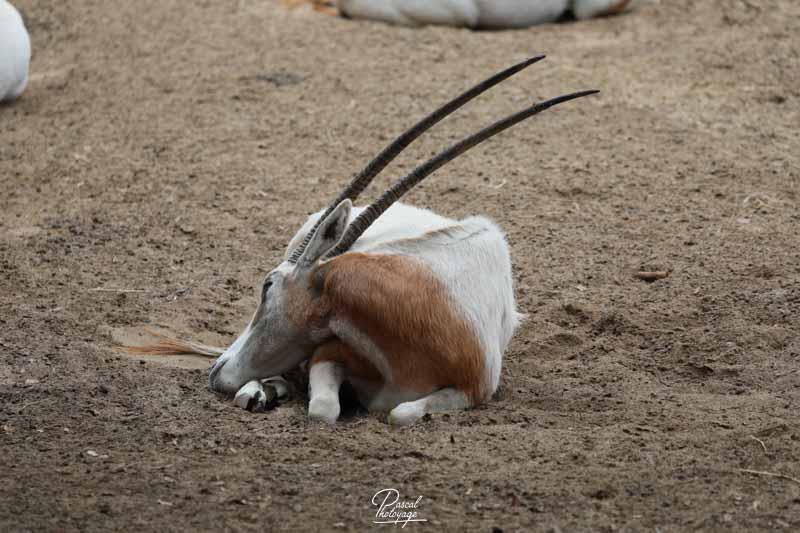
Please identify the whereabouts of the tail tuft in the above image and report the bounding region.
[124,329,224,358]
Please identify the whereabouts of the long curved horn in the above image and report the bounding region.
[322,89,600,260]
[288,55,547,264]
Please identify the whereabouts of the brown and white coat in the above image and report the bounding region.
[212,201,520,425]
[134,57,596,424]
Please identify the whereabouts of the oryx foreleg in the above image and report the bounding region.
[308,358,346,424]
[232,377,289,412]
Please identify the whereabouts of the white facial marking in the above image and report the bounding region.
[219,324,252,364]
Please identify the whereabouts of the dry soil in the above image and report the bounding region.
[1,0,799,531]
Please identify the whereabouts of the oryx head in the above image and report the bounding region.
[208,56,597,394]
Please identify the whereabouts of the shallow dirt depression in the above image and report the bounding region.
[1,0,799,531]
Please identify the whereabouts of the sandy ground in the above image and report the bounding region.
[2,0,799,531]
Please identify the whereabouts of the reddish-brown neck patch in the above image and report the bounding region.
[316,253,486,404]
[283,274,331,332]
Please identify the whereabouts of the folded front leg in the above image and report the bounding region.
[232,377,289,412]
[307,338,383,423]
[308,359,346,424]
[308,340,356,423]
[388,388,471,426]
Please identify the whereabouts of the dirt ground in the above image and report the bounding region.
[2,0,799,531]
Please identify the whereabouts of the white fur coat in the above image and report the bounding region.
[338,0,638,29]
[0,1,31,102]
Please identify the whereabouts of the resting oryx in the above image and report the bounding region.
[284,0,638,29]
[132,57,597,425]
[0,0,30,102]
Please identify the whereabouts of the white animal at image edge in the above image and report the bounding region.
[0,0,31,102]
[338,0,639,29]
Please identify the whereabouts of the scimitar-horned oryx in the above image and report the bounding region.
[130,56,597,425]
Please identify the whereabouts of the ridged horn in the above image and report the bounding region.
[287,55,547,263]
[322,89,600,260]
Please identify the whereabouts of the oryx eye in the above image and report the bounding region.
[261,279,273,301]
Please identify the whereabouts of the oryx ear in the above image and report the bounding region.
[296,199,352,268]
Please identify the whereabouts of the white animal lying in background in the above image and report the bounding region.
[131,57,597,425]
[0,0,30,102]
[285,0,638,29]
